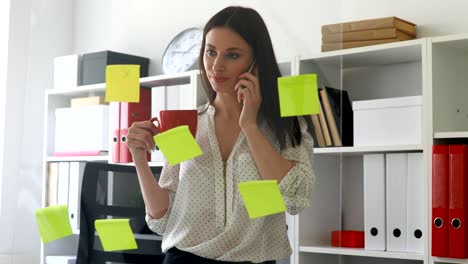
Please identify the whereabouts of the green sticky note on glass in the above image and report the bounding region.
[238,180,286,219]
[105,65,140,102]
[277,74,319,117]
[154,125,203,166]
[35,205,73,243]
[95,219,138,251]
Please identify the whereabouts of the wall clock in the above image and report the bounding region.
[161,28,203,74]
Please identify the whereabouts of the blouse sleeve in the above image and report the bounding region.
[278,117,315,215]
[145,160,180,235]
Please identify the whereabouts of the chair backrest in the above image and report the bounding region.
[76,162,165,264]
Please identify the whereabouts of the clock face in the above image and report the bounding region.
[162,28,203,74]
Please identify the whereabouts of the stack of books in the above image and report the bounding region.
[310,87,353,148]
[321,17,417,52]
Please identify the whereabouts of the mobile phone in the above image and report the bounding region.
[246,59,256,74]
[237,59,257,99]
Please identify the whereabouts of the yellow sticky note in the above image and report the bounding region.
[95,219,138,251]
[277,74,319,117]
[238,180,286,219]
[35,205,73,243]
[154,125,203,166]
[105,65,140,102]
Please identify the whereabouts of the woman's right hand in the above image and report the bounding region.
[126,120,159,160]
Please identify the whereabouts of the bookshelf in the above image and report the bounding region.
[41,62,297,264]
[39,33,468,264]
[40,70,205,264]
[429,33,468,264]
[294,39,428,264]
[291,33,468,264]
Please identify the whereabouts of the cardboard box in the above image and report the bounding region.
[70,96,106,107]
[353,96,422,146]
[80,50,149,85]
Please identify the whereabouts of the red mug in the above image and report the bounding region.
[150,110,198,137]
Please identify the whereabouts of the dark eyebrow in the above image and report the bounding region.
[206,43,243,52]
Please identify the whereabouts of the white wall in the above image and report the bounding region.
[73,0,468,71]
[0,0,11,208]
[0,0,74,263]
[3,0,468,263]
[73,0,344,73]
[0,0,32,259]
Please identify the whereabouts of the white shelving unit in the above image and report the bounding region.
[289,33,468,264]
[428,33,468,264]
[293,38,429,264]
[40,70,205,264]
[39,33,468,264]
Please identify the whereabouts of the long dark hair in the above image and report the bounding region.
[199,6,313,150]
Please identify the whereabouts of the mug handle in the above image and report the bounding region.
[150,117,160,129]
[149,117,160,150]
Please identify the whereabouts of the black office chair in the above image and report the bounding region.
[76,162,165,264]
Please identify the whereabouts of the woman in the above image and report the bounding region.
[127,6,315,264]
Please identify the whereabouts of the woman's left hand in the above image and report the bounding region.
[235,71,261,130]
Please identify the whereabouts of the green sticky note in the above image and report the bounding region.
[105,65,140,102]
[35,205,73,243]
[238,180,287,219]
[95,219,138,251]
[277,74,319,117]
[154,125,203,166]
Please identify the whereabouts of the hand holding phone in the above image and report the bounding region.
[236,59,261,129]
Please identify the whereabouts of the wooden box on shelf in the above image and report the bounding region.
[321,17,417,52]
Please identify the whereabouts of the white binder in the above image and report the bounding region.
[57,162,70,206]
[68,162,86,232]
[386,153,408,252]
[364,154,386,250]
[406,153,425,253]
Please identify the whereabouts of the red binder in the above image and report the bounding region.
[119,87,152,163]
[432,144,449,257]
[448,144,468,258]
[110,102,121,163]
